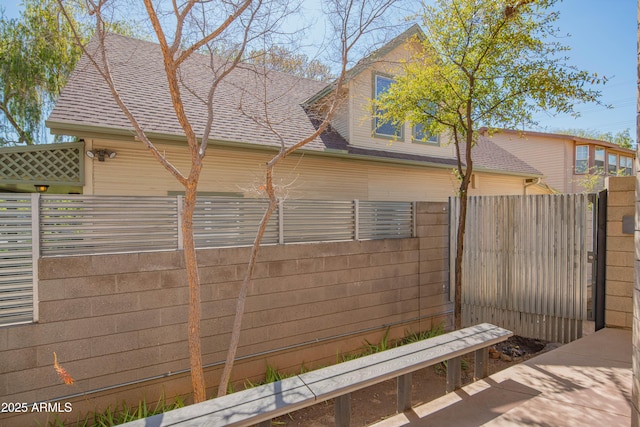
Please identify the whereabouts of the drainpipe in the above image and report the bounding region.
[523,177,541,195]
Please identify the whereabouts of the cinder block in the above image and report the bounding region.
[159,305,188,326]
[39,299,92,323]
[607,236,635,253]
[416,202,448,214]
[323,255,349,271]
[417,224,448,238]
[0,348,37,373]
[117,271,162,292]
[90,253,140,276]
[607,190,635,207]
[418,234,448,250]
[296,257,324,274]
[607,251,635,267]
[35,339,91,367]
[0,329,7,351]
[37,279,67,302]
[139,251,185,271]
[138,323,186,348]
[605,295,632,313]
[63,276,117,298]
[138,288,188,310]
[608,206,635,222]
[268,259,299,277]
[160,269,188,288]
[199,265,237,284]
[91,293,139,317]
[606,310,626,328]
[39,256,93,280]
[91,331,139,356]
[116,308,162,332]
[347,254,370,268]
[607,280,634,298]
[607,176,636,192]
[606,265,634,283]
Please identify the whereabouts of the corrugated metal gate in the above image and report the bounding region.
[450,193,597,343]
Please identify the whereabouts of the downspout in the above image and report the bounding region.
[523,177,541,195]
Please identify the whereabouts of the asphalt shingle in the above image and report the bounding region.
[48,33,541,177]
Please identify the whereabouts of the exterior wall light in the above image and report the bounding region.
[86,149,117,162]
[34,184,50,193]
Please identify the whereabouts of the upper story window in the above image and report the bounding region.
[620,155,633,176]
[412,123,439,145]
[575,146,588,174]
[594,147,605,171]
[607,153,618,175]
[373,74,403,139]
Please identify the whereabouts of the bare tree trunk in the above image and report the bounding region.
[454,173,471,330]
[217,169,277,397]
[183,182,206,403]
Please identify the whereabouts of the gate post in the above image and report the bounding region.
[595,189,607,331]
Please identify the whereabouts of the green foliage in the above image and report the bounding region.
[400,323,444,345]
[0,0,83,145]
[44,393,185,427]
[376,0,605,329]
[229,46,334,82]
[555,127,635,149]
[377,0,604,145]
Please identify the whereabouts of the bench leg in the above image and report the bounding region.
[397,373,412,413]
[446,356,462,393]
[474,348,488,380]
[335,393,351,427]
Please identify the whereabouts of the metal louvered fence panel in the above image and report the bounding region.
[359,201,413,239]
[283,200,355,243]
[40,196,179,256]
[194,198,278,247]
[1,195,414,326]
[0,195,34,326]
[450,194,590,343]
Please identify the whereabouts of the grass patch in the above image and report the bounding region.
[44,393,185,427]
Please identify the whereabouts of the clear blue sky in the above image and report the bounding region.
[2,0,637,138]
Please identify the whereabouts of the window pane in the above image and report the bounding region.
[575,146,588,174]
[594,148,605,170]
[621,156,633,175]
[374,75,402,138]
[413,123,438,144]
[608,153,618,174]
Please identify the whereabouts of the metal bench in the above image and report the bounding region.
[120,323,512,427]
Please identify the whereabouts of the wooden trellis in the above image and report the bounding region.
[0,141,84,185]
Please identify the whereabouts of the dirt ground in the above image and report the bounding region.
[272,336,551,427]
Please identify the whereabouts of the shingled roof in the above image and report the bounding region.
[47,32,541,177]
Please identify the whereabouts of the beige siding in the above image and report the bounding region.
[331,98,350,142]
[86,138,541,201]
[346,44,455,159]
[488,132,570,192]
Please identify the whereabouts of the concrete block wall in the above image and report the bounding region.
[0,202,451,425]
[605,176,635,328]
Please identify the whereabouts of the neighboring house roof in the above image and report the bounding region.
[47,32,542,178]
[481,128,636,155]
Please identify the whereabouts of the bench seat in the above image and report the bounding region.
[120,323,512,427]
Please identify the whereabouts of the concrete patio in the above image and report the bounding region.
[371,328,633,426]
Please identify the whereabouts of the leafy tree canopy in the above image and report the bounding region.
[377,0,605,147]
[376,0,605,330]
[0,0,82,145]
[555,127,635,149]
[0,0,145,146]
